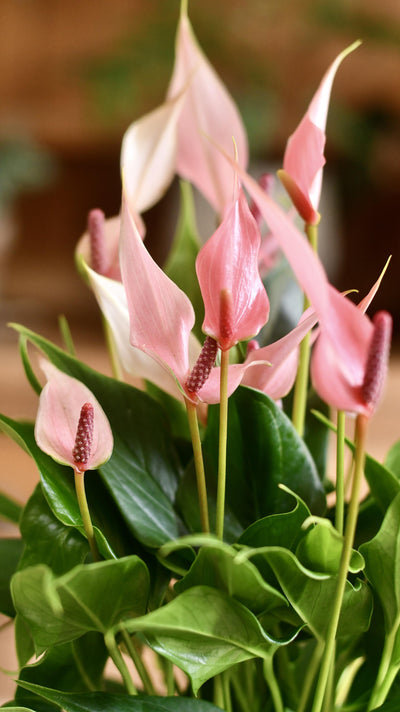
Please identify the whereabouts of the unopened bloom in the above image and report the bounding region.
[278,41,360,224]
[35,360,113,471]
[196,185,269,351]
[167,4,248,215]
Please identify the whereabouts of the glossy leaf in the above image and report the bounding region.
[257,547,372,641]
[115,585,278,694]
[174,539,287,614]
[14,635,108,711]
[296,519,365,575]
[11,556,149,655]
[15,682,224,712]
[18,485,89,575]
[203,386,325,531]
[0,538,23,616]
[360,493,400,634]
[0,414,122,560]
[385,441,400,479]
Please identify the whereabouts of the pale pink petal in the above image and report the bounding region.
[196,188,269,349]
[283,41,360,216]
[120,194,195,384]
[243,311,318,399]
[311,287,373,414]
[357,257,391,314]
[167,11,248,215]
[85,266,189,400]
[226,162,331,320]
[121,94,184,215]
[198,362,252,405]
[35,360,113,470]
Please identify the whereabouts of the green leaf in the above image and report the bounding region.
[237,489,310,583]
[18,485,89,575]
[11,556,149,654]
[296,518,365,575]
[0,491,23,524]
[173,538,287,614]
[1,707,36,711]
[203,386,325,531]
[360,493,400,633]
[312,410,400,511]
[164,181,204,341]
[9,325,185,548]
[15,682,224,712]
[246,546,372,641]
[0,538,23,616]
[115,585,279,693]
[0,415,119,561]
[14,634,108,711]
[385,441,400,479]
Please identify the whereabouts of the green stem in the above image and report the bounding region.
[291,222,318,436]
[214,674,225,709]
[165,659,176,696]
[58,314,76,356]
[122,630,156,695]
[103,316,124,381]
[335,410,346,535]
[311,413,368,712]
[298,639,324,712]
[263,655,284,712]
[215,348,230,540]
[222,671,233,712]
[74,469,100,562]
[105,631,137,695]
[368,618,400,710]
[185,399,210,533]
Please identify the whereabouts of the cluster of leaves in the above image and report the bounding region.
[0,304,400,712]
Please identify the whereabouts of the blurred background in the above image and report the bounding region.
[0,0,399,699]
[0,0,399,335]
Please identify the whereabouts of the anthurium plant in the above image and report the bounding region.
[1,3,398,712]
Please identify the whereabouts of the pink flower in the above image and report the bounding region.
[167,5,248,215]
[35,360,113,471]
[279,41,360,224]
[196,185,269,351]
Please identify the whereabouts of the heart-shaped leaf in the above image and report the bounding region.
[11,556,149,655]
[113,585,280,693]
[15,681,224,712]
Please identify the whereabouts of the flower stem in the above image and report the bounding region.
[102,315,124,381]
[263,655,284,712]
[74,468,100,562]
[335,410,346,535]
[367,616,400,710]
[292,222,318,436]
[298,639,324,712]
[105,631,137,695]
[311,413,368,712]
[185,399,210,533]
[215,348,230,540]
[122,630,156,695]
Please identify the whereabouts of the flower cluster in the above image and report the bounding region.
[0,4,397,712]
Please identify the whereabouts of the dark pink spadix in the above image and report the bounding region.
[361,311,392,414]
[73,403,94,470]
[88,209,109,276]
[185,336,218,396]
